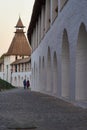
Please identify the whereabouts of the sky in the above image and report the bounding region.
[0,0,35,56]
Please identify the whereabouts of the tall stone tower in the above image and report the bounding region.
[4,17,32,82]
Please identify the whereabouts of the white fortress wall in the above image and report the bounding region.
[31,0,87,101]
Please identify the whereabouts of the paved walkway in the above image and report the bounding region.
[0,88,87,130]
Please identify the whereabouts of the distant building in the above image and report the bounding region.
[27,0,87,101]
[0,17,32,87]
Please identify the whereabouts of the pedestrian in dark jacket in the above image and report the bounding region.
[23,79,26,89]
[27,80,30,89]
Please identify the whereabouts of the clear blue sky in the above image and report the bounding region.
[0,0,35,56]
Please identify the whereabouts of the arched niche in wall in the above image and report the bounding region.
[47,46,52,93]
[39,56,41,90]
[34,62,36,89]
[21,77,23,86]
[35,65,38,90]
[41,4,45,39]
[42,56,45,91]
[61,29,70,98]
[18,75,20,87]
[53,51,58,95]
[52,0,58,23]
[42,56,45,69]
[14,77,17,86]
[31,68,34,88]
[76,23,87,100]
[45,0,51,32]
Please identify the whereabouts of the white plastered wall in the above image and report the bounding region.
[31,0,87,101]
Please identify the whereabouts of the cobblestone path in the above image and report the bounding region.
[0,88,87,130]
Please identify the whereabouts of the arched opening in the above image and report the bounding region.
[39,57,41,90]
[76,23,87,100]
[52,0,58,23]
[42,56,45,91]
[47,47,52,93]
[32,68,34,89]
[12,77,15,86]
[61,29,70,98]
[41,4,45,39]
[35,66,38,90]
[42,56,45,68]
[14,77,17,86]
[34,62,36,89]
[45,0,51,32]
[53,51,58,95]
[21,77,23,86]
[18,76,20,87]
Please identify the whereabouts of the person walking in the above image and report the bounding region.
[23,79,26,89]
[26,80,30,89]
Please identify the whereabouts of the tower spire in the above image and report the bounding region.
[15,17,25,28]
[6,17,32,56]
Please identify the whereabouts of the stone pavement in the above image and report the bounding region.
[0,88,87,130]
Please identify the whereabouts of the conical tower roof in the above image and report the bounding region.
[6,17,32,56]
[15,17,25,28]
